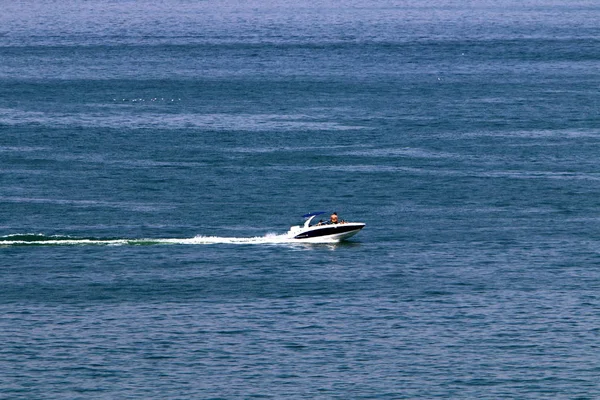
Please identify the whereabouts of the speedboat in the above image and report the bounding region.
[287,212,365,242]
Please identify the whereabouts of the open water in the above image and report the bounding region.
[2,0,600,398]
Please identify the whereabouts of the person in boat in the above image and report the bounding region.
[330,212,339,224]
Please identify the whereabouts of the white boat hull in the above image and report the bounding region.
[287,222,365,243]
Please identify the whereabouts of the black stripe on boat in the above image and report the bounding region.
[294,225,363,239]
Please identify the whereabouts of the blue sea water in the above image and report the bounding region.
[2,0,600,398]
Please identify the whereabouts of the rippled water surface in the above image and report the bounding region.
[2,0,600,398]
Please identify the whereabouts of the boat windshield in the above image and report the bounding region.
[302,211,326,219]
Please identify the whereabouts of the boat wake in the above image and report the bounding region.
[0,233,343,247]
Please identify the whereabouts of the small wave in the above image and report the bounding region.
[0,145,49,152]
[0,197,168,212]
[0,110,366,132]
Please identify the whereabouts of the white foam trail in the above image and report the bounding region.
[1,238,131,246]
[0,233,342,246]
[153,233,340,245]
[156,233,291,245]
